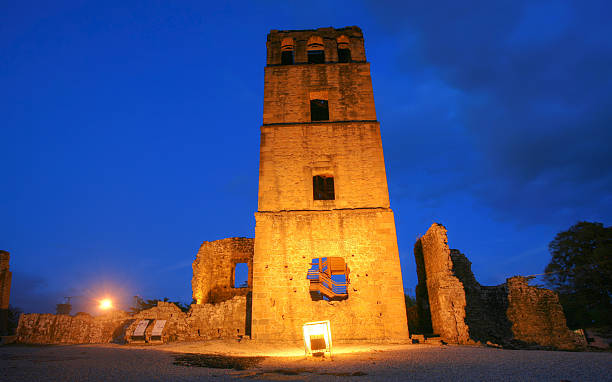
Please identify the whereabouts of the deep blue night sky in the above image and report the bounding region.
[2,1,611,314]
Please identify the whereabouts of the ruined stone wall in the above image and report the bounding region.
[414,224,470,343]
[17,297,248,344]
[125,298,247,343]
[506,277,576,349]
[125,301,187,343]
[0,250,12,335]
[415,223,577,349]
[413,241,432,334]
[450,250,511,344]
[187,297,247,340]
[192,238,253,304]
[16,311,131,344]
[252,209,409,342]
[405,305,420,334]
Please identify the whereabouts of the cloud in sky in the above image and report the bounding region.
[369,0,612,225]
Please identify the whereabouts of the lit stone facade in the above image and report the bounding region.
[251,27,409,342]
[192,238,253,304]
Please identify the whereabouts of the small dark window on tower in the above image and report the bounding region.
[280,38,295,65]
[234,263,248,288]
[281,50,294,65]
[338,48,351,63]
[313,175,334,200]
[337,36,351,63]
[308,50,325,64]
[307,36,325,64]
[310,99,329,121]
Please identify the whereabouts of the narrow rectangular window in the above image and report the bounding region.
[313,175,334,200]
[281,50,294,65]
[234,263,248,288]
[310,99,329,121]
[308,50,325,64]
[338,48,351,63]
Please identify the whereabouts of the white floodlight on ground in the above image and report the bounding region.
[303,320,332,356]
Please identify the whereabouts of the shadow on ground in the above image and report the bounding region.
[172,353,369,378]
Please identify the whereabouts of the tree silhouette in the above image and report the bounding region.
[544,221,612,328]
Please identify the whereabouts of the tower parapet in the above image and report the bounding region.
[266,26,366,66]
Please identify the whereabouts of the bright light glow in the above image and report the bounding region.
[99,298,113,310]
[303,320,332,356]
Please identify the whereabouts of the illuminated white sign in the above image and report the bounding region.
[302,320,332,356]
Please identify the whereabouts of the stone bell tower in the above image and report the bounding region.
[251,26,409,342]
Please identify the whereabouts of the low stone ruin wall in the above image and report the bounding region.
[16,311,131,344]
[187,297,248,339]
[16,297,247,345]
[124,298,247,343]
[413,223,577,350]
[506,276,576,349]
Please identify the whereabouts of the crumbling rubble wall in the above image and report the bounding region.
[124,301,187,343]
[506,276,576,349]
[192,237,254,304]
[414,224,470,343]
[412,240,432,334]
[16,311,131,344]
[414,223,576,349]
[16,297,247,344]
[449,249,512,344]
[125,297,247,343]
[187,296,247,339]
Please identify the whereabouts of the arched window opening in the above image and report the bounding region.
[280,37,294,65]
[337,35,351,63]
[307,36,325,64]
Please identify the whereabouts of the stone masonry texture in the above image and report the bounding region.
[258,122,389,212]
[266,27,366,67]
[16,298,247,344]
[192,237,253,304]
[414,224,470,344]
[414,223,577,349]
[506,276,577,349]
[16,311,131,344]
[252,27,409,342]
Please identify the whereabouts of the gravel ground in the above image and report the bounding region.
[1,342,611,381]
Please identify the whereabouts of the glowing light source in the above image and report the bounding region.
[99,298,113,310]
[302,320,332,356]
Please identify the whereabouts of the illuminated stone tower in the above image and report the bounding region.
[252,26,409,341]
